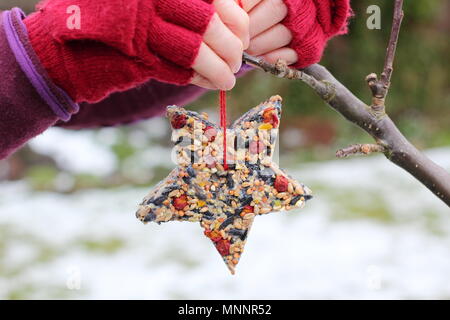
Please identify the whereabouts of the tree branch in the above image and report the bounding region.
[307,65,450,206]
[336,144,386,158]
[368,0,404,111]
[242,0,450,206]
[381,0,404,93]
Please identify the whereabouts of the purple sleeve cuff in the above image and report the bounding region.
[2,8,79,122]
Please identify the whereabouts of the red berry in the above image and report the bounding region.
[274,175,289,192]
[216,239,230,256]
[243,205,254,213]
[249,141,265,154]
[262,108,279,129]
[173,194,188,210]
[271,113,279,128]
[171,114,187,129]
[204,126,217,142]
[204,229,222,242]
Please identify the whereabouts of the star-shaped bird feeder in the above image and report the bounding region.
[136,96,312,274]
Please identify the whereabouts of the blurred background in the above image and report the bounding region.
[0,1,449,299]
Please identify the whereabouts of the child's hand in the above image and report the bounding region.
[191,0,250,90]
[241,0,297,65]
[242,0,352,69]
[25,0,250,102]
[24,0,350,103]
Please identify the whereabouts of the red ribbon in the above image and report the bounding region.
[219,0,243,170]
[219,90,228,170]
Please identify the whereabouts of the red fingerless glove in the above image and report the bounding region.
[283,0,352,69]
[24,0,215,103]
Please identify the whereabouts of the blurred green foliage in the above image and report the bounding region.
[25,165,59,190]
[76,237,126,254]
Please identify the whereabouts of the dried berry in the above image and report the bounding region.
[173,194,188,210]
[216,239,230,256]
[243,205,254,213]
[274,175,289,192]
[204,229,222,242]
[171,113,187,129]
[263,107,279,128]
[262,107,274,120]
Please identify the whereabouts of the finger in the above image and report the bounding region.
[247,24,292,56]
[214,0,250,49]
[249,0,288,38]
[261,47,298,65]
[193,43,236,91]
[190,73,218,90]
[204,13,244,73]
[237,0,263,12]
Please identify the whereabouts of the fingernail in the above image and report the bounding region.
[243,37,250,50]
[246,48,255,56]
[222,76,236,90]
[233,61,242,74]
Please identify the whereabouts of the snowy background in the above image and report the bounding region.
[1,119,449,299]
[1,0,449,300]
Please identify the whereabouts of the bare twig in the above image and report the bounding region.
[243,53,334,102]
[305,65,450,206]
[336,144,386,158]
[367,0,404,110]
[242,1,450,206]
[243,53,316,83]
[245,57,450,205]
[381,0,404,91]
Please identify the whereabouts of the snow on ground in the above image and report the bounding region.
[28,128,118,177]
[0,127,449,299]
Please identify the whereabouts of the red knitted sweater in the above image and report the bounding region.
[24,0,351,103]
